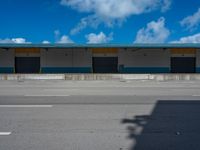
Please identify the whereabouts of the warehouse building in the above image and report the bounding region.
[0,44,199,74]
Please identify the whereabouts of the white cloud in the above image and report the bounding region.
[70,15,101,35]
[0,38,30,44]
[161,0,171,12]
[180,8,200,31]
[42,40,50,44]
[54,30,60,35]
[86,32,113,44]
[134,17,170,43]
[54,29,61,42]
[171,33,200,43]
[11,38,27,43]
[54,30,74,43]
[57,35,74,43]
[61,0,171,34]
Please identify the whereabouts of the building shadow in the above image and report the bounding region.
[122,101,200,150]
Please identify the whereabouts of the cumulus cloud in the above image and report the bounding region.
[61,0,171,34]
[171,33,200,43]
[134,17,170,43]
[0,38,31,44]
[180,8,200,31]
[42,40,50,44]
[86,32,113,44]
[54,30,74,43]
[57,35,74,43]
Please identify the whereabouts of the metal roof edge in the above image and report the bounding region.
[0,43,200,48]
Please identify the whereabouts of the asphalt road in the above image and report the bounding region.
[0,80,200,150]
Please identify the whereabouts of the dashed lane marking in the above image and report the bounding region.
[0,132,11,136]
[0,105,53,108]
[24,95,70,97]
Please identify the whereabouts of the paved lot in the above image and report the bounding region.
[0,80,200,150]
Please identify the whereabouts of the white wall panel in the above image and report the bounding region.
[118,48,170,67]
[0,48,14,67]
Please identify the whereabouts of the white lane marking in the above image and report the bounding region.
[0,105,53,108]
[24,95,70,97]
[0,132,11,136]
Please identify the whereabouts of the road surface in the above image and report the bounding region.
[0,80,200,150]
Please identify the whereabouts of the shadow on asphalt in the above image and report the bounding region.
[122,101,200,150]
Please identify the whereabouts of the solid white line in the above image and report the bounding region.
[24,95,70,97]
[0,105,53,108]
[0,132,11,136]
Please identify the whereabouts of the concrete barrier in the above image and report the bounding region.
[0,74,200,81]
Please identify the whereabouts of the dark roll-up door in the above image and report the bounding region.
[171,57,196,73]
[15,57,40,73]
[93,57,118,73]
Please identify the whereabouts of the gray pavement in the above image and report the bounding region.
[0,80,200,150]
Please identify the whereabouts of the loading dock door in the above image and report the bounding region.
[93,57,118,73]
[171,57,196,73]
[15,57,40,73]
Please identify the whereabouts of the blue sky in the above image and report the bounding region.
[0,0,200,44]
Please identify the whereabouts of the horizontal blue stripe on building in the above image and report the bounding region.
[41,67,92,73]
[119,67,170,73]
[0,67,14,73]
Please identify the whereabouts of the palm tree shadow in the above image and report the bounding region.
[122,101,200,150]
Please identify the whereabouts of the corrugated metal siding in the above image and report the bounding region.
[171,57,196,73]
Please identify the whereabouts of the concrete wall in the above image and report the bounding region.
[118,48,171,73]
[0,48,14,73]
[41,48,92,73]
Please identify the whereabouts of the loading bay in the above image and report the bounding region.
[0,80,200,150]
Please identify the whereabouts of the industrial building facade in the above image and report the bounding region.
[0,44,200,74]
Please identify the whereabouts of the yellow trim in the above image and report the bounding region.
[171,48,196,54]
[15,48,40,54]
[92,48,118,54]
